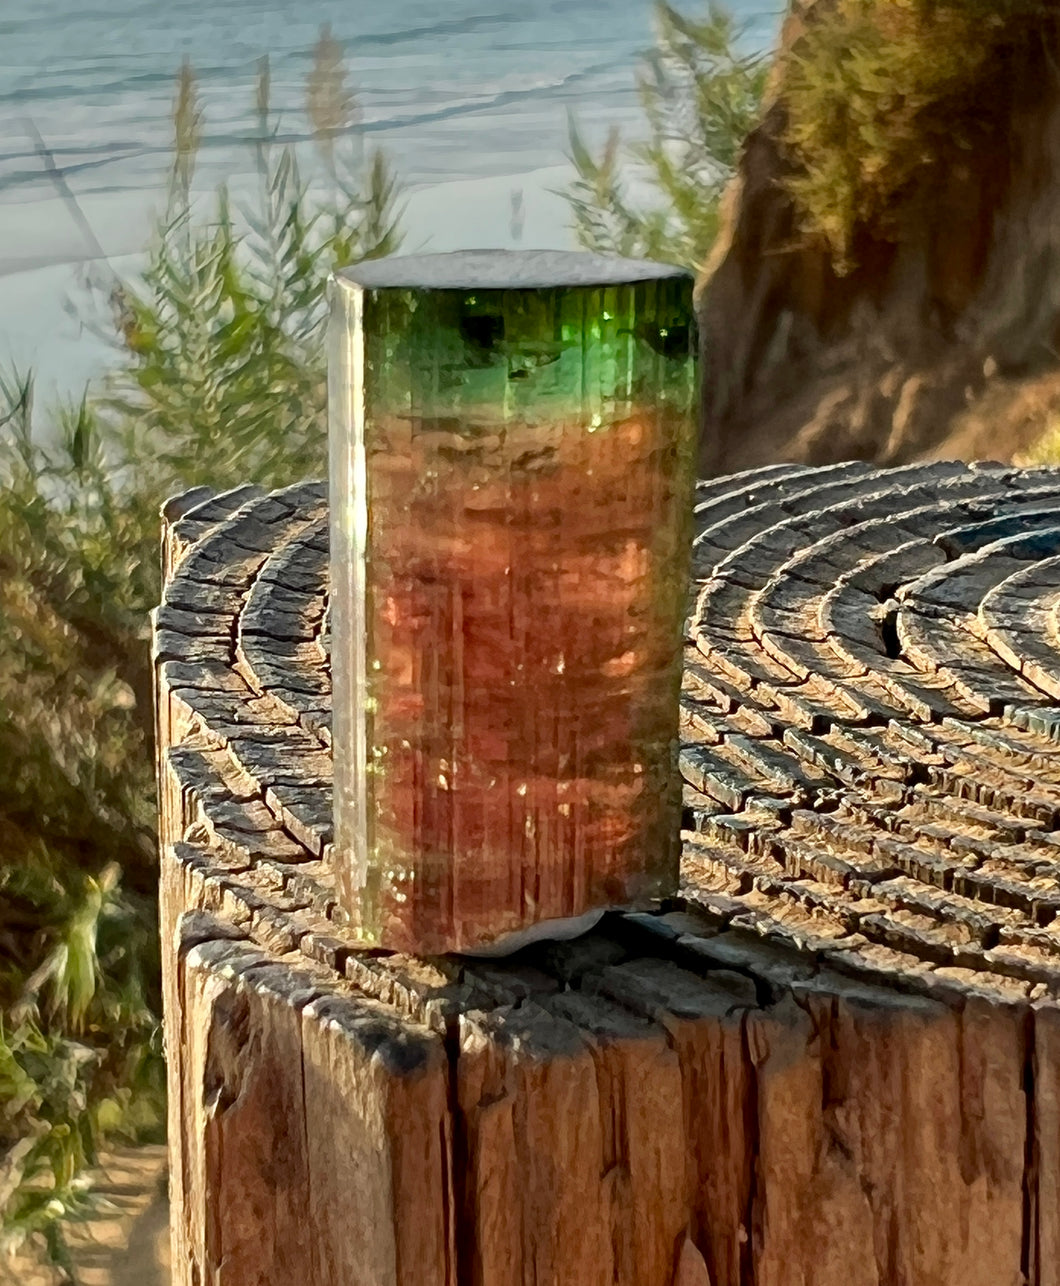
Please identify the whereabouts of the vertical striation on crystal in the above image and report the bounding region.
[329,250,697,954]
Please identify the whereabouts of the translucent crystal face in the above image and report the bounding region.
[329,252,697,954]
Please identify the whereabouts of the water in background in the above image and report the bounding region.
[0,0,781,394]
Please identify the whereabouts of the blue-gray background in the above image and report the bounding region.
[0,0,780,393]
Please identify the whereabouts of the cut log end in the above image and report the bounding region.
[157,466,1060,1286]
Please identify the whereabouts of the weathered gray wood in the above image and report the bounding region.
[156,465,1060,1286]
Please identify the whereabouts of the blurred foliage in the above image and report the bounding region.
[0,866,162,1272]
[1018,419,1060,467]
[1,27,401,1264]
[0,375,162,1265]
[563,1,767,271]
[105,45,401,497]
[782,0,1058,271]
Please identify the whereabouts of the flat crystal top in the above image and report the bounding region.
[336,249,692,292]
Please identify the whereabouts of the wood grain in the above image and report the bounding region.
[156,468,1060,1285]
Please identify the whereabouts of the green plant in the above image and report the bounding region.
[0,375,165,1267]
[782,0,1057,269]
[0,867,163,1270]
[0,1020,97,1275]
[1,26,402,1261]
[563,2,767,270]
[105,44,402,498]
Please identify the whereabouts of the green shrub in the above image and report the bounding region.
[106,45,401,497]
[563,2,767,271]
[782,0,1057,269]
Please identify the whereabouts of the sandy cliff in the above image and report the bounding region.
[696,1,1060,474]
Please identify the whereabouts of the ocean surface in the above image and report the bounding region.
[0,0,781,394]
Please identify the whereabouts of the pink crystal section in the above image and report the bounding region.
[329,251,697,954]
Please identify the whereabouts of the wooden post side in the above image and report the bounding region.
[299,994,453,1286]
[456,1005,616,1286]
[168,917,452,1286]
[1032,1002,1060,1286]
[744,979,1027,1286]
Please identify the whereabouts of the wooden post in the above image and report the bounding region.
[156,461,1060,1286]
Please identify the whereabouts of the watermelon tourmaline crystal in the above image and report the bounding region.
[328,250,697,954]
